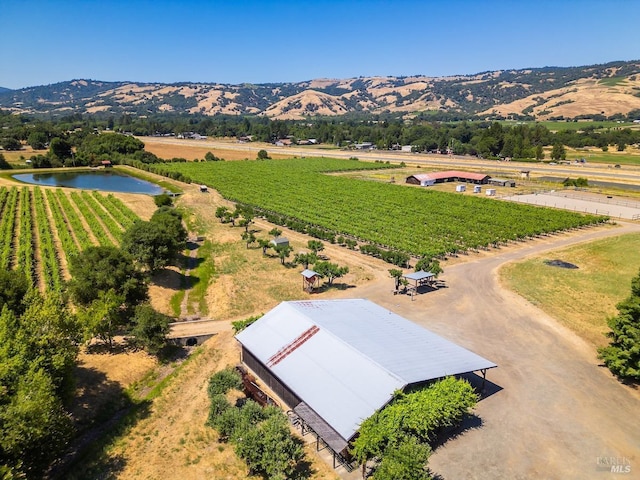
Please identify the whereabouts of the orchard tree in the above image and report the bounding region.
[268,227,282,238]
[241,231,256,248]
[414,258,443,277]
[257,238,272,255]
[314,261,349,286]
[294,252,317,269]
[274,244,293,265]
[389,269,404,291]
[215,206,229,222]
[307,240,325,255]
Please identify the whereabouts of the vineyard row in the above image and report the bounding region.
[0,186,139,291]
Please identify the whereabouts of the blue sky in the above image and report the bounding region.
[1,0,639,89]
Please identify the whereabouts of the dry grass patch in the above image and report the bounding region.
[142,136,291,161]
[500,232,640,347]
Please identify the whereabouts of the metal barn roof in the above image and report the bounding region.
[235,299,496,447]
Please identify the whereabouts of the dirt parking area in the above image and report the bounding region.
[502,191,640,220]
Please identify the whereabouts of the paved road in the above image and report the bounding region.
[352,223,640,480]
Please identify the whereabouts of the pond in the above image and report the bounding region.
[12,170,164,195]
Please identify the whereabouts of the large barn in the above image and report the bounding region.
[406,170,490,185]
[235,299,496,460]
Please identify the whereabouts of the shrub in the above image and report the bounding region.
[207,367,243,398]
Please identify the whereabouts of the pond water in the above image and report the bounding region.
[12,170,164,195]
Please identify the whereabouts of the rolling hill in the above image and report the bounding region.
[1,60,639,120]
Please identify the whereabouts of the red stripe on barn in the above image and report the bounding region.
[267,325,320,367]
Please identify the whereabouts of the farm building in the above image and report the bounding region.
[406,170,490,186]
[488,178,516,187]
[270,237,289,248]
[235,299,496,462]
[405,173,435,186]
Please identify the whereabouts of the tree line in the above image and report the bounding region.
[0,197,187,477]
[2,110,640,168]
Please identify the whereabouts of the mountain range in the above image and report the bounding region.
[1,60,640,120]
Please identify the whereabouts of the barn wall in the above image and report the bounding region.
[406,176,420,185]
[241,346,301,408]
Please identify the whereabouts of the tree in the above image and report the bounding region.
[0,137,21,151]
[0,269,29,315]
[121,220,182,272]
[598,269,640,380]
[294,252,317,269]
[154,193,173,207]
[550,142,566,160]
[0,153,10,169]
[27,131,48,150]
[373,437,431,480]
[238,212,254,232]
[215,206,229,223]
[314,261,349,286]
[128,304,171,354]
[268,227,282,238]
[241,231,256,248]
[389,269,404,291]
[257,149,270,160]
[274,244,293,265]
[48,137,72,159]
[307,240,325,255]
[0,366,74,478]
[535,144,545,161]
[414,257,443,277]
[76,290,125,349]
[121,208,187,272]
[257,238,272,255]
[67,246,148,310]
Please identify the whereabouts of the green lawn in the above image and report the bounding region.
[500,233,640,347]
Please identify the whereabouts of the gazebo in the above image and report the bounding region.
[403,270,435,299]
[301,269,320,292]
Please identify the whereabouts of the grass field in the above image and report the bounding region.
[562,147,640,165]
[500,232,640,347]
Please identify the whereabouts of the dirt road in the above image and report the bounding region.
[341,222,640,480]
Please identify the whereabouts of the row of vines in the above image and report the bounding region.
[155,158,608,258]
[0,186,139,291]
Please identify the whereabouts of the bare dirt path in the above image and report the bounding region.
[340,222,640,480]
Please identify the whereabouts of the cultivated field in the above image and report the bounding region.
[0,185,141,290]
[156,158,607,258]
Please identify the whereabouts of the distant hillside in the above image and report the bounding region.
[1,61,640,120]
[0,87,11,94]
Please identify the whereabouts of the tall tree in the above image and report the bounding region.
[550,142,566,160]
[67,246,148,311]
[598,269,640,380]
